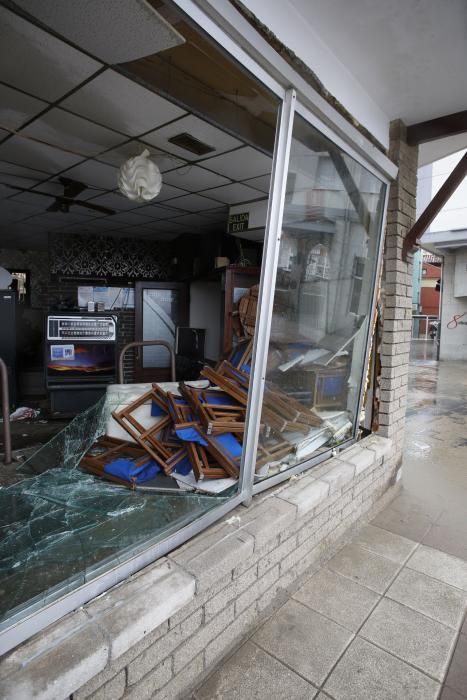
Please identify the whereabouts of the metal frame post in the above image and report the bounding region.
[118,340,176,383]
[0,358,12,465]
[238,89,296,504]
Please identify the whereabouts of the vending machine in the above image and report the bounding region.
[45,313,117,417]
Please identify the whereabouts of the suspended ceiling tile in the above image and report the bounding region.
[162,165,231,192]
[0,84,47,132]
[169,212,219,228]
[18,202,91,222]
[10,190,102,218]
[151,152,187,173]
[136,203,182,220]
[97,141,186,172]
[144,115,243,161]
[86,191,148,212]
[15,0,185,64]
[62,69,187,137]
[10,216,57,233]
[164,193,223,213]
[0,136,84,173]
[0,6,101,101]
[244,174,271,193]
[102,211,150,226]
[31,180,105,201]
[61,160,119,190]
[202,146,273,180]
[22,108,125,158]
[24,218,88,233]
[0,179,38,199]
[203,182,266,205]
[142,220,186,234]
[0,198,48,223]
[200,206,229,222]
[156,182,189,203]
[0,159,48,177]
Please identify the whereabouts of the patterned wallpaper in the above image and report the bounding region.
[49,233,172,280]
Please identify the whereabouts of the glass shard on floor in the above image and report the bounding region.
[0,395,229,629]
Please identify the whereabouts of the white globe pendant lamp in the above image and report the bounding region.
[118,149,162,202]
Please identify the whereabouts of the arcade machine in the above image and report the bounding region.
[45,313,117,417]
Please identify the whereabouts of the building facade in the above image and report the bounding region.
[0,1,465,698]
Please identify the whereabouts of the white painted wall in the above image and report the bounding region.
[189,280,222,361]
[429,150,467,232]
[439,251,467,361]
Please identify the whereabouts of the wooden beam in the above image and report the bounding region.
[402,151,467,260]
[329,149,372,234]
[407,110,467,146]
[302,131,372,233]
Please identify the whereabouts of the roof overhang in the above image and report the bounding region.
[422,228,467,252]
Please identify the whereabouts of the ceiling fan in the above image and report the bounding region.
[1,177,116,215]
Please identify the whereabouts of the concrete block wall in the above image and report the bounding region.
[0,436,400,700]
[378,119,418,458]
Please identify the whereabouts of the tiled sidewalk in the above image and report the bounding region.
[193,359,467,699]
[193,520,467,699]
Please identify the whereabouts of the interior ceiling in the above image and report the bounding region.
[0,2,274,251]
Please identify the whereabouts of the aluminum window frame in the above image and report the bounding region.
[250,100,390,496]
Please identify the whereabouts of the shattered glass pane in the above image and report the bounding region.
[0,394,231,629]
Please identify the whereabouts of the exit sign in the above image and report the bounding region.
[227,212,249,234]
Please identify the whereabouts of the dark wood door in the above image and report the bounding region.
[134,282,188,382]
[223,266,260,354]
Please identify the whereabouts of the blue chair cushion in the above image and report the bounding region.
[104,457,160,483]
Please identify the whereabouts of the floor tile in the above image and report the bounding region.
[371,498,434,542]
[324,636,440,700]
[252,599,353,687]
[194,641,317,700]
[326,543,400,594]
[293,568,379,632]
[461,614,467,636]
[353,524,417,563]
[407,545,467,591]
[439,686,467,700]
[386,567,467,629]
[444,634,467,697]
[360,597,456,680]
[423,523,467,562]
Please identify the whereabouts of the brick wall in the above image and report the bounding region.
[0,248,49,310]
[378,120,418,460]
[0,437,401,700]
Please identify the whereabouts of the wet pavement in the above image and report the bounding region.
[194,346,467,699]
